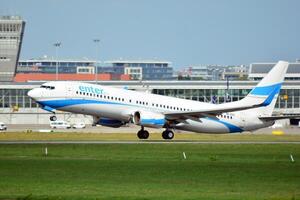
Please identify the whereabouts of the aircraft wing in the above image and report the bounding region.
[259,115,300,120]
[164,103,263,120]
[164,81,279,120]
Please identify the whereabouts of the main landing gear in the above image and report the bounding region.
[137,126,149,139]
[162,129,174,140]
[50,115,57,121]
[136,127,174,140]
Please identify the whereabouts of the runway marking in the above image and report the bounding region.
[0,141,300,144]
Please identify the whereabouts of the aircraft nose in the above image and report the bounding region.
[27,89,39,100]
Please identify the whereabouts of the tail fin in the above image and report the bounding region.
[244,61,289,116]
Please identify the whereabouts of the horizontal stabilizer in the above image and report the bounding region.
[259,115,300,121]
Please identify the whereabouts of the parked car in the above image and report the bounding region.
[72,122,86,129]
[0,122,7,131]
[50,121,71,129]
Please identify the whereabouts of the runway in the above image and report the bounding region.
[0,140,300,144]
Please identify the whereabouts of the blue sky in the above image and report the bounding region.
[1,0,300,68]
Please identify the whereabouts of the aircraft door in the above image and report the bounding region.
[239,113,247,129]
[65,85,73,98]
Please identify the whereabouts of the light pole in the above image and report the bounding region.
[53,42,61,81]
[93,39,100,83]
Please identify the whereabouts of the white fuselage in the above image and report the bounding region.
[28,81,273,134]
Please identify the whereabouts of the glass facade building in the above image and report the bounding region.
[18,59,96,74]
[106,60,173,80]
[152,88,298,109]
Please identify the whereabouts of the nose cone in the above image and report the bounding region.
[27,89,39,100]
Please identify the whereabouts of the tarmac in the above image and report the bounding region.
[3,124,300,135]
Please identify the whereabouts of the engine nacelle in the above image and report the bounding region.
[94,117,125,128]
[133,111,166,128]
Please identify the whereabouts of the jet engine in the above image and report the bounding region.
[93,117,126,128]
[133,111,166,128]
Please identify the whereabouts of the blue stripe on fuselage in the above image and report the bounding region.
[205,117,243,133]
[37,99,125,109]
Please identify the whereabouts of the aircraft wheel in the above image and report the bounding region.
[162,130,174,140]
[50,115,57,121]
[142,130,149,139]
[137,130,149,139]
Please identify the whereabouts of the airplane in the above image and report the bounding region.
[27,61,296,140]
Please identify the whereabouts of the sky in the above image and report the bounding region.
[1,0,300,68]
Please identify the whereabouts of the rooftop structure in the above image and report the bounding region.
[0,15,25,81]
[14,73,130,82]
[178,65,248,81]
[249,62,300,81]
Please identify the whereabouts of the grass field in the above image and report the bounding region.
[1,131,300,142]
[0,143,299,200]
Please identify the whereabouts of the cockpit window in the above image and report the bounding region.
[40,85,55,90]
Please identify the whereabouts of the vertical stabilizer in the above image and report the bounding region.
[244,61,289,116]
